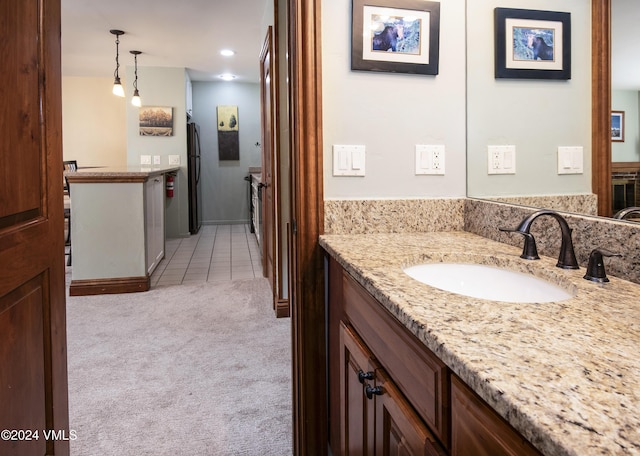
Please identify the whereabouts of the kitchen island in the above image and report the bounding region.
[321,231,640,455]
[65,165,180,296]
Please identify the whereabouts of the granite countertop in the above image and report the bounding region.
[320,231,640,456]
[65,165,180,182]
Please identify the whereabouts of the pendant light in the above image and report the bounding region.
[130,50,142,107]
[110,29,125,97]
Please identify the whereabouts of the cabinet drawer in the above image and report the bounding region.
[343,272,450,447]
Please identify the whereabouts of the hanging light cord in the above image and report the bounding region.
[133,53,138,90]
[114,34,121,80]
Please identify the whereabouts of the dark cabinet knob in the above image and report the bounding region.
[357,370,374,384]
[365,385,383,400]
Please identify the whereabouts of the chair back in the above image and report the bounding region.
[63,160,77,192]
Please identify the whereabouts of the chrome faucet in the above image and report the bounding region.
[613,207,640,220]
[500,210,579,269]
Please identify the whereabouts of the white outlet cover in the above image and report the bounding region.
[140,155,151,165]
[168,155,180,165]
[415,145,445,175]
[153,155,161,165]
[487,145,516,175]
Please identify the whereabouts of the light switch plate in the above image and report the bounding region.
[168,155,180,165]
[333,145,365,176]
[557,146,583,174]
[415,145,445,175]
[153,155,161,165]
[140,155,152,165]
[487,145,516,175]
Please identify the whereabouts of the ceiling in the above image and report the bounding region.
[61,0,269,83]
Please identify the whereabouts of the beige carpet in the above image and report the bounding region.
[66,277,292,455]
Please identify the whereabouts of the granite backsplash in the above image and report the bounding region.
[324,197,640,284]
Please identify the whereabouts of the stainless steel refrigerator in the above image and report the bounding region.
[187,121,202,234]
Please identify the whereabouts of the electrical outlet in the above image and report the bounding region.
[487,146,516,174]
[168,155,180,165]
[140,155,151,165]
[415,145,445,175]
[153,155,161,165]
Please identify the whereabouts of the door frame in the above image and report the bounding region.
[287,0,327,453]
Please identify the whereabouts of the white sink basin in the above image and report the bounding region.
[403,263,573,303]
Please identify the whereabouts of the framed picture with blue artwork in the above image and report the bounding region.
[495,8,571,80]
[611,111,624,142]
[351,0,440,75]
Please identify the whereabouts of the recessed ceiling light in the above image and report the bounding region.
[219,74,237,81]
[220,49,235,57]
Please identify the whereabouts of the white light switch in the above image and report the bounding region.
[487,145,516,175]
[557,146,584,174]
[140,155,151,165]
[415,145,445,175]
[333,145,366,176]
[153,155,161,165]
[168,155,180,165]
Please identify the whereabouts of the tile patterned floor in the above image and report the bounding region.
[150,224,263,288]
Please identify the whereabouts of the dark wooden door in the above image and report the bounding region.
[260,28,276,302]
[0,1,70,455]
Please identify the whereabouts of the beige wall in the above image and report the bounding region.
[62,77,127,167]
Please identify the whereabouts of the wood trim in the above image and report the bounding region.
[42,0,71,453]
[275,298,290,318]
[69,276,150,296]
[592,0,612,217]
[289,0,326,453]
[612,162,640,173]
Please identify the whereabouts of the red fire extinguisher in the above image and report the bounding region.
[166,174,174,198]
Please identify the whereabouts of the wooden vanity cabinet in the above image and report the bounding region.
[451,376,541,456]
[340,322,446,455]
[327,255,543,456]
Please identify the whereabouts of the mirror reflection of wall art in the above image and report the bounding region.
[217,105,239,160]
[139,106,174,136]
[611,111,625,142]
[495,8,571,80]
[351,0,440,75]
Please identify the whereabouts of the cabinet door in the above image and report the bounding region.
[340,322,377,455]
[451,375,541,456]
[145,176,165,275]
[374,369,447,456]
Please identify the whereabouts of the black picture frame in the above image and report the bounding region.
[351,0,440,75]
[494,8,571,80]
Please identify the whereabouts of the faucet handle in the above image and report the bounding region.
[583,248,622,283]
[499,228,540,260]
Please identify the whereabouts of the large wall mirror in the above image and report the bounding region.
[467,0,630,221]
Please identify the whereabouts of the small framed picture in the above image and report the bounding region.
[139,106,174,136]
[495,8,571,80]
[351,0,440,75]
[611,111,625,142]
